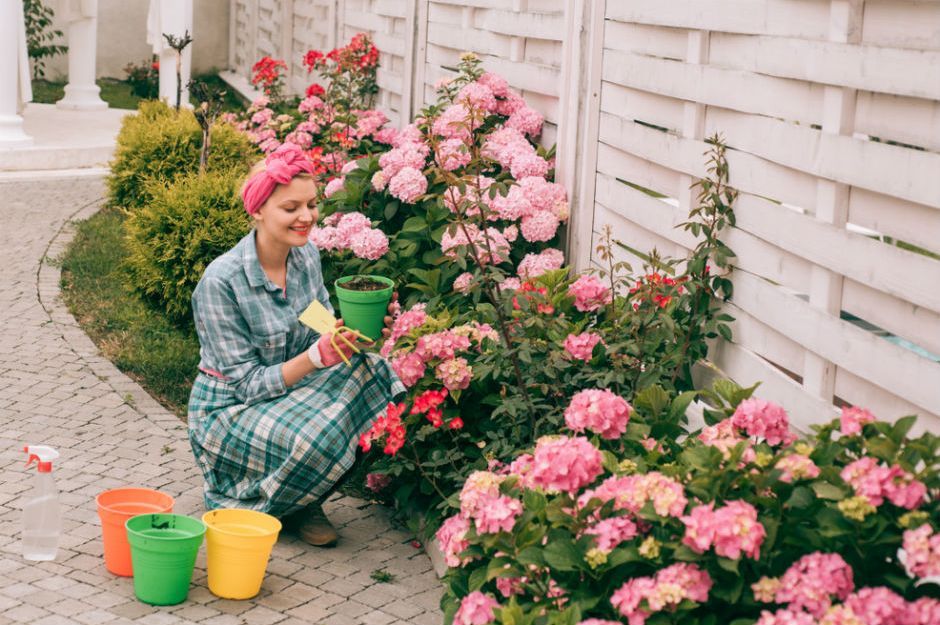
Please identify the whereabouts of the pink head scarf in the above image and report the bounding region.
[241,143,316,215]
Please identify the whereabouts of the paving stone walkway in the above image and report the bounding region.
[0,176,443,625]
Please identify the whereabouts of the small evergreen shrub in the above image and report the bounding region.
[124,169,251,324]
[108,100,256,210]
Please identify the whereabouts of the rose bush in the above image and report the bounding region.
[438,381,939,625]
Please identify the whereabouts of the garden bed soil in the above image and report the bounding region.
[340,276,389,291]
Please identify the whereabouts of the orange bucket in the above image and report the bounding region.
[96,487,174,576]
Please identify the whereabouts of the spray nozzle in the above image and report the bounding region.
[24,445,59,473]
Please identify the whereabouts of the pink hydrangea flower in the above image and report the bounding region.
[517,249,565,279]
[699,418,752,461]
[907,597,940,625]
[366,473,390,492]
[388,303,427,344]
[585,516,638,552]
[579,472,688,518]
[441,225,511,265]
[775,552,854,617]
[882,465,927,509]
[388,167,428,204]
[518,176,568,218]
[902,525,940,578]
[490,185,531,221]
[477,72,509,98]
[496,90,526,116]
[564,388,631,439]
[298,95,323,113]
[454,272,475,294]
[481,127,530,168]
[379,143,428,179]
[506,106,544,137]
[371,170,387,191]
[349,228,389,260]
[776,454,821,483]
[840,405,876,436]
[284,130,312,149]
[843,587,908,625]
[471,493,523,534]
[432,103,481,141]
[507,453,535,489]
[354,109,389,137]
[436,357,472,391]
[520,210,561,242]
[459,471,503,519]
[681,503,717,553]
[611,563,712,625]
[341,159,360,174]
[457,82,498,113]
[840,458,926,509]
[324,177,345,198]
[496,576,524,598]
[251,108,273,125]
[436,514,471,567]
[568,274,613,312]
[373,127,398,144]
[529,436,603,495]
[731,398,793,446]
[416,330,472,361]
[499,277,522,292]
[454,591,499,625]
[563,332,603,363]
[712,500,765,560]
[755,609,817,625]
[443,178,495,217]
[391,351,426,387]
[510,150,550,179]
[435,137,472,171]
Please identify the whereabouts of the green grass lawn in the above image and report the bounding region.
[32,74,248,111]
[60,208,199,418]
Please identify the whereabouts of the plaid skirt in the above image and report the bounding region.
[188,353,405,518]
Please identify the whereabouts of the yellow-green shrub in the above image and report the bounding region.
[124,169,251,324]
[108,100,256,209]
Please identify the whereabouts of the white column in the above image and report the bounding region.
[149,0,194,108]
[57,0,107,110]
[0,0,33,146]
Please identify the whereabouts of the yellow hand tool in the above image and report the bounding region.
[298,300,372,366]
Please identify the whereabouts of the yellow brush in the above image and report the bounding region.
[298,300,371,366]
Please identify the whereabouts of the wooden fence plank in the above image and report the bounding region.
[731,271,940,416]
[607,0,831,39]
[603,49,824,126]
[709,32,940,101]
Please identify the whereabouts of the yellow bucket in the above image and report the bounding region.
[202,509,282,599]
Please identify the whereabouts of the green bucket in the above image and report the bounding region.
[334,275,394,341]
[125,514,205,606]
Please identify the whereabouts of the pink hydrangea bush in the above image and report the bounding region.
[439,386,939,625]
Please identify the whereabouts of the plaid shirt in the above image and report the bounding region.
[191,230,333,406]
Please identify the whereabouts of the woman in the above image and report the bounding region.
[188,143,403,546]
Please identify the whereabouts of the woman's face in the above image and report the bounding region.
[254,175,319,248]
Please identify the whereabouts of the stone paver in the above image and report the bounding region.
[0,177,442,624]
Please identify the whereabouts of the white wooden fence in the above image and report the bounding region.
[227,0,940,431]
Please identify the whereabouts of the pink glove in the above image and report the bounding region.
[307,319,360,368]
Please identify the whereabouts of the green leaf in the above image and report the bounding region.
[383,200,399,220]
[716,557,740,573]
[634,385,670,415]
[890,415,918,444]
[542,538,583,572]
[468,566,488,591]
[811,481,846,500]
[522,489,547,514]
[786,486,815,509]
[402,216,427,233]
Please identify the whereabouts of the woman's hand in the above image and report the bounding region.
[381,292,399,340]
[314,318,363,367]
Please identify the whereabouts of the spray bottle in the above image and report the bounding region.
[22,445,60,561]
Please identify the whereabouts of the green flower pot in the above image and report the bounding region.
[125,513,205,606]
[334,275,394,341]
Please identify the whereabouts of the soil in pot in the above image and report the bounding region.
[341,276,389,291]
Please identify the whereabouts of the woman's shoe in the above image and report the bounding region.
[298,503,338,547]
